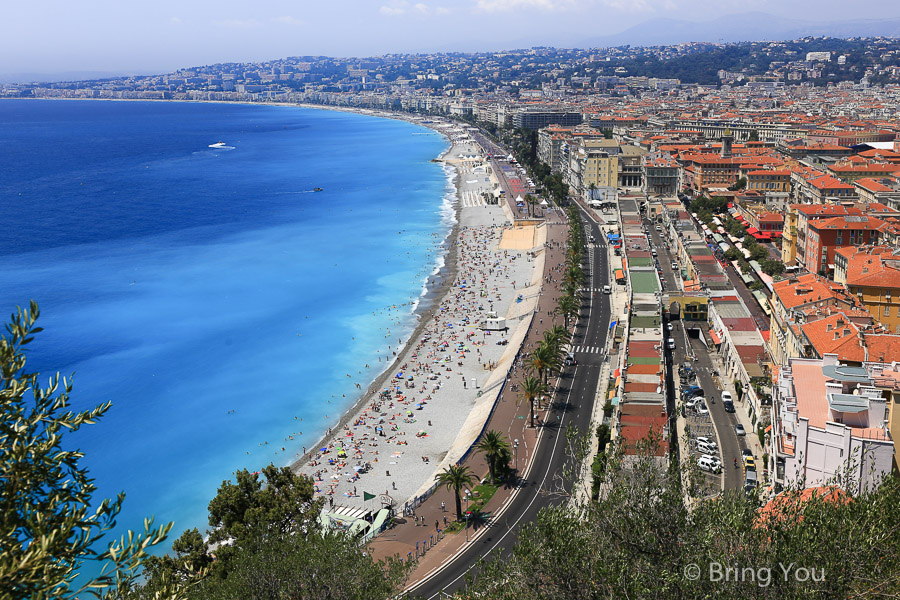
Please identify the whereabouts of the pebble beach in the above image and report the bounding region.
[294,134,541,510]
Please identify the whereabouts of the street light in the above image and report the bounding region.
[464,491,471,542]
[513,438,519,472]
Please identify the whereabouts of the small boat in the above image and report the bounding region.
[209,141,227,149]
[313,187,323,192]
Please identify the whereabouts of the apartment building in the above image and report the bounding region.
[834,246,900,334]
[770,355,893,494]
[805,215,884,275]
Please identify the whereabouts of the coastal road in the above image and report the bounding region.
[409,204,612,598]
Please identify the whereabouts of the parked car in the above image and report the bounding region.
[671,261,678,270]
[735,423,746,436]
[666,337,676,350]
[683,385,704,398]
[721,392,733,403]
[697,403,710,416]
[744,457,756,471]
[656,225,662,232]
[698,455,722,473]
[685,397,704,410]
[603,285,612,294]
[564,352,576,366]
[701,454,723,471]
[696,436,718,451]
[723,400,735,413]
[741,448,753,459]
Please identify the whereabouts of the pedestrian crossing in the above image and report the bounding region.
[580,287,610,293]
[572,345,606,354]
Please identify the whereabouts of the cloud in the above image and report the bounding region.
[169,16,182,25]
[212,18,260,28]
[380,1,410,15]
[272,15,304,26]
[380,1,447,16]
[599,0,653,11]
[473,0,579,13]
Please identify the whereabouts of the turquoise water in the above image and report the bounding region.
[0,99,452,548]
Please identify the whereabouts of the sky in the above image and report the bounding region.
[1,0,897,76]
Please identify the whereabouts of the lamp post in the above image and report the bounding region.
[464,491,471,542]
[513,438,519,472]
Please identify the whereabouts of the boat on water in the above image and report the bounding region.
[209,141,227,149]
[313,187,323,192]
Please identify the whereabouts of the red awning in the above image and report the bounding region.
[746,226,760,234]
[710,330,722,344]
[750,232,765,240]
[759,232,772,239]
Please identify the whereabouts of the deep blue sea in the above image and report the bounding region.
[0,99,451,553]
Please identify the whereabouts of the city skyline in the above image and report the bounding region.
[3,0,899,79]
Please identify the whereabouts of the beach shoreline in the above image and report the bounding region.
[288,141,463,474]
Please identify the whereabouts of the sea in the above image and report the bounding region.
[0,99,453,553]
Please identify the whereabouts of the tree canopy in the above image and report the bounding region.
[0,302,175,600]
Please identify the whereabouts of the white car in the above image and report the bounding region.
[697,403,709,416]
[735,424,746,436]
[603,285,612,294]
[696,436,718,450]
[697,455,722,473]
[666,323,674,331]
[721,391,733,403]
[701,454,723,471]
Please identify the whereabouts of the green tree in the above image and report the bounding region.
[728,177,747,191]
[518,376,548,429]
[761,258,786,277]
[187,530,409,600]
[555,295,579,329]
[475,430,512,484]
[435,464,477,522]
[748,130,760,142]
[527,343,560,388]
[0,302,175,600]
[724,247,742,262]
[462,436,900,599]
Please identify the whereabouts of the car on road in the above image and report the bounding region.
[671,261,678,270]
[684,397,703,410]
[735,423,746,436]
[656,225,662,232]
[683,385,703,397]
[744,456,756,471]
[697,403,710,416]
[741,448,753,459]
[721,392,733,403]
[651,249,658,256]
[564,352,576,366]
[667,322,674,331]
[602,285,612,294]
[590,235,595,243]
[666,337,676,350]
[723,399,735,413]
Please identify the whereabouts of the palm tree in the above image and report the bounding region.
[435,464,477,522]
[526,343,557,388]
[518,376,547,428]
[555,294,579,329]
[475,430,511,484]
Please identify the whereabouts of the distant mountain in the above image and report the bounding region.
[580,12,900,48]
[0,71,136,84]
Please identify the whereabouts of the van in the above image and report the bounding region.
[666,338,675,350]
[745,470,758,488]
[602,285,612,294]
[698,455,721,473]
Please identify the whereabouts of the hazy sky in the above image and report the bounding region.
[2,0,896,75]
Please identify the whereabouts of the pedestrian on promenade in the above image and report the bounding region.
[441,501,446,512]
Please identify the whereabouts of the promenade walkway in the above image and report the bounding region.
[366,218,570,586]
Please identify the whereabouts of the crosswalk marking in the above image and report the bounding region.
[572,345,607,354]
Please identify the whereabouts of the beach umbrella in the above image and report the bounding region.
[320,447,328,452]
